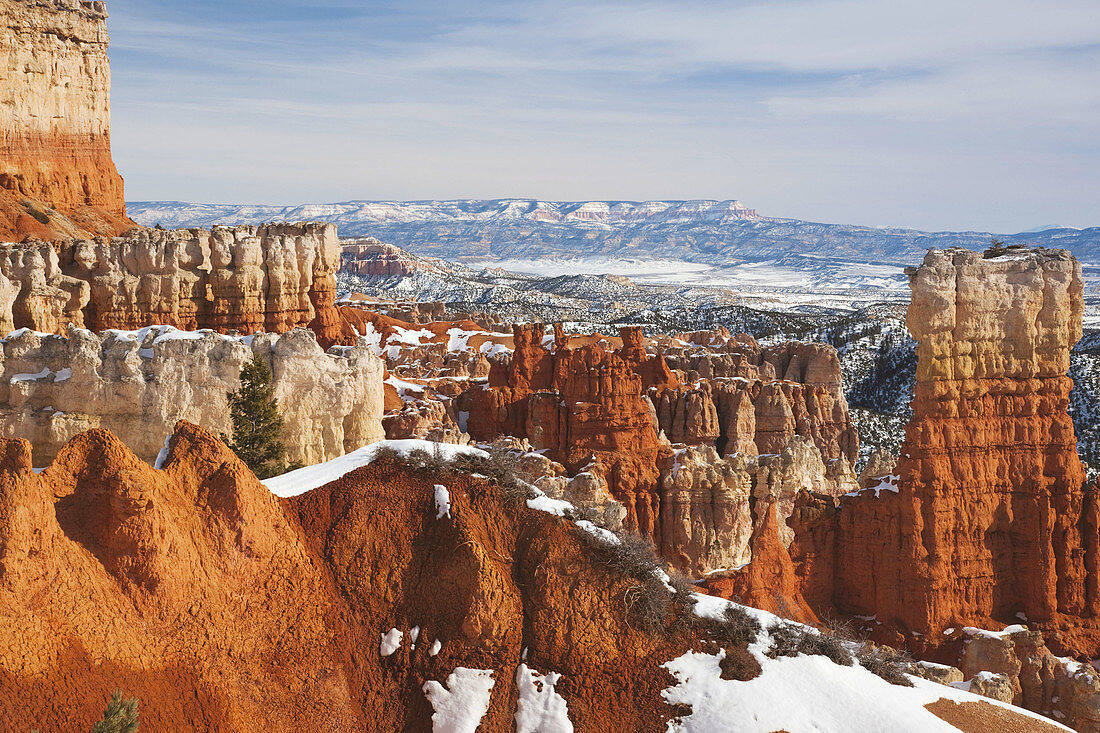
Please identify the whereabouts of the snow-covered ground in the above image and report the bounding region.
[481,257,909,294]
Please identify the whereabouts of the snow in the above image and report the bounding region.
[526,494,574,517]
[380,628,403,657]
[2,328,55,341]
[410,626,420,649]
[356,322,383,355]
[154,434,172,470]
[446,327,474,352]
[514,663,573,733]
[435,484,452,520]
[53,368,72,382]
[390,326,434,346]
[961,624,1028,641]
[262,440,488,498]
[662,643,1070,733]
[422,667,495,733]
[845,473,900,498]
[386,376,428,401]
[10,368,51,383]
[429,639,442,656]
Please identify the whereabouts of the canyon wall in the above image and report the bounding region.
[0,223,352,344]
[0,325,384,466]
[1,0,132,240]
[788,247,1100,655]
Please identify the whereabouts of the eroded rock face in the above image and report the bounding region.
[659,446,753,573]
[0,325,384,466]
[466,323,670,541]
[948,626,1100,732]
[0,223,350,344]
[790,248,1100,655]
[650,375,857,465]
[0,0,133,240]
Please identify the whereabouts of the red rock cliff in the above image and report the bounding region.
[1,0,133,241]
[790,247,1100,656]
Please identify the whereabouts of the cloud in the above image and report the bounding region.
[106,0,1100,231]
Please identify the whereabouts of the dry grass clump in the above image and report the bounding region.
[765,619,914,687]
[855,643,914,687]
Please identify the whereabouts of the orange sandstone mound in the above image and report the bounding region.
[0,422,690,731]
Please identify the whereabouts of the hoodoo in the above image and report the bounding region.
[785,247,1100,654]
[0,223,353,343]
[0,0,133,240]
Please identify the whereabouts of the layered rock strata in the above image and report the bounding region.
[786,248,1100,655]
[0,223,350,343]
[0,325,384,466]
[1,0,132,240]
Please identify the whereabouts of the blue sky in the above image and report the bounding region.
[107,0,1100,232]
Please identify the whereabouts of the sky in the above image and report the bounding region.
[107,0,1100,232]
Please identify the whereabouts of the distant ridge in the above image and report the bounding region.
[128,199,1100,266]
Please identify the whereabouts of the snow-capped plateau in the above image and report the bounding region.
[127,199,1100,267]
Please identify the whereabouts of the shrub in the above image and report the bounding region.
[598,532,663,579]
[856,643,914,687]
[623,578,672,634]
[92,690,139,733]
[405,444,452,473]
[711,604,762,648]
[22,201,50,226]
[371,443,400,463]
[768,622,853,667]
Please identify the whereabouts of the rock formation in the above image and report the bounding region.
[0,325,384,466]
[1,0,133,240]
[654,335,858,465]
[0,421,1062,732]
[783,247,1100,656]
[464,323,860,575]
[466,323,671,540]
[0,422,696,731]
[0,223,351,344]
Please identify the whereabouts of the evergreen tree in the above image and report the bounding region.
[223,355,298,479]
[91,690,139,733]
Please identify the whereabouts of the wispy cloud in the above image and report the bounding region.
[107,0,1100,231]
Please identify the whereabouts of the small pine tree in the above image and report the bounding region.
[92,690,139,733]
[223,355,298,479]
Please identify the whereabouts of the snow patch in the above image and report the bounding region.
[154,435,172,470]
[514,663,573,733]
[435,484,452,520]
[262,440,488,498]
[10,368,51,383]
[661,644,1068,733]
[380,628,403,657]
[422,667,495,733]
